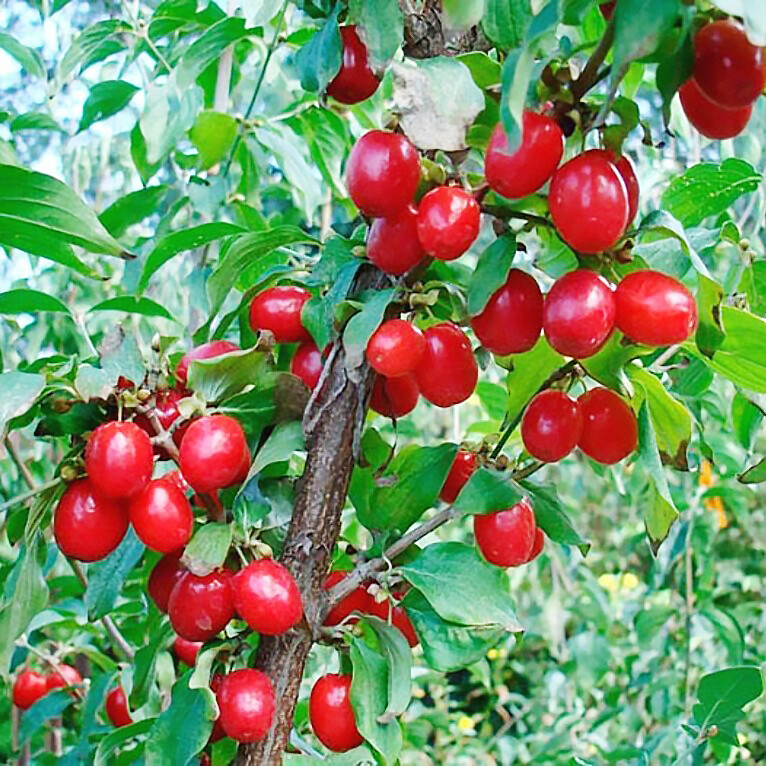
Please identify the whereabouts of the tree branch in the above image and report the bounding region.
[481,205,554,229]
[570,16,615,102]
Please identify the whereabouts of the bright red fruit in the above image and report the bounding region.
[291,342,324,389]
[85,421,154,500]
[614,270,697,346]
[173,636,203,667]
[366,597,419,647]
[46,664,83,692]
[366,320,426,378]
[248,286,311,343]
[577,387,638,465]
[370,374,419,417]
[527,528,545,562]
[326,25,380,105]
[678,78,752,140]
[543,270,615,358]
[54,479,129,562]
[176,341,239,385]
[599,1,615,19]
[12,670,48,710]
[209,673,227,743]
[439,449,477,504]
[521,390,583,463]
[693,20,765,110]
[168,569,235,642]
[549,150,629,253]
[310,674,363,752]
[217,669,276,743]
[415,323,478,408]
[129,478,193,554]
[322,571,369,626]
[346,131,421,218]
[148,551,186,613]
[416,186,480,261]
[484,112,564,199]
[367,204,424,276]
[105,687,132,727]
[474,498,537,567]
[614,155,639,224]
[179,415,250,494]
[471,269,544,355]
[232,559,303,636]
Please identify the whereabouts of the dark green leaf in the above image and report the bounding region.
[129,619,173,710]
[349,0,404,69]
[89,296,176,321]
[695,274,725,358]
[296,10,342,93]
[453,467,522,513]
[175,17,250,89]
[0,289,71,315]
[19,691,73,743]
[11,112,65,133]
[482,0,532,49]
[467,235,516,316]
[187,346,269,403]
[94,719,154,766]
[57,20,131,85]
[363,617,412,722]
[343,288,397,373]
[739,458,766,484]
[79,80,139,131]
[99,185,171,238]
[181,523,233,576]
[520,481,589,553]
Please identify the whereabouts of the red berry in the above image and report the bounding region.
[168,569,235,642]
[248,286,311,343]
[148,551,186,613]
[326,25,380,105]
[471,269,544,355]
[310,674,363,752]
[366,320,426,378]
[543,270,616,359]
[366,597,419,647]
[415,323,478,408]
[527,527,545,562]
[474,499,537,567]
[85,421,154,500]
[521,389,583,463]
[291,342,324,389]
[367,204,424,276]
[176,341,239,385]
[217,669,276,743]
[179,415,250,494]
[105,686,132,727]
[614,155,639,224]
[232,559,303,636]
[577,387,638,465]
[439,449,477,504]
[369,374,419,417]
[347,131,421,218]
[141,388,186,458]
[54,479,129,562]
[116,376,134,390]
[549,150,629,253]
[172,635,203,667]
[484,112,564,199]
[693,20,765,109]
[129,478,193,554]
[46,664,83,692]
[322,571,369,626]
[614,269,697,346]
[416,186,481,261]
[678,78,752,140]
[12,670,48,710]
[209,673,227,743]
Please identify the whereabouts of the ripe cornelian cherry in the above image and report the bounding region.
[527,527,545,562]
[291,342,324,389]
[415,323,478,408]
[46,664,83,692]
[173,635,203,667]
[678,78,752,140]
[326,25,380,105]
[370,374,419,417]
[54,479,129,562]
[346,131,421,218]
[484,112,564,199]
[521,389,583,463]
[310,674,363,752]
[232,559,303,636]
[543,270,616,358]
[474,498,537,567]
[217,669,276,743]
[588,149,640,224]
[693,20,765,109]
[179,414,250,494]
[208,673,227,743]
[549,150,629,253]
[12,670,48,710]
[614,270,698,346]
[366,319,426,378]
[365,596,419,647]
[322,571,370,626]
[416,186,480,261]
[439,449,477,504]
[176,340,239,385]
[168,569,235,642]
[85,421,154,500]
[471,269,544,355]
[249,286,311,343]
[148,551,186,613]
[130,477,193,554]
[105,687,132,727]
[578,387,638,465]
[366,204,424,276]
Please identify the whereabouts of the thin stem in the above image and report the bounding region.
[683,506,696,717]
[481,205,554,228]
[5,437,35,489]
[571,16,616,102]
[650,344,682,371]
[16,636,84,700]
[0,479,63,514]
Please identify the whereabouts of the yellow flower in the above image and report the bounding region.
[699,459,714,487]
[486,648,499,660]
[621,572,640,589]
[598,573,619,592]
[457,715,474,732]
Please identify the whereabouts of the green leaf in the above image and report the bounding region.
[94,718,154,766]
[296,10,342,93]
[535,227,578,278]
[129,620,173,710]
[482,0,532,49]
[248,421,305,477]
[519,481,589,553]
[176,17,250,89]
[695,274,725,358]
[731,393,764,451]
[19,691,73,743]
[580,332,644,391]
[181,523,233,576]
[656,25,693,123]
[0,371,45,440]
[349,0,404,69]
[187,346,269,402]
[89,296,176,321]
[467,235,516,316]
[74,364,114,401]
[639,209,710,278]
[100,328,144,384]
[0,32,45,79]
[190,111,238,169]
[363,617,412,722]
[456,52,503,88]
[99,185,171,239]
[343,288,397,373]
[739,457,766,484]
[453,467,523,514]
[57,20,131,85]
[0,289,71,315]
[476,381,508,420]
[11,112,65,133]
[443,0,485,30]
[79,80,139,131]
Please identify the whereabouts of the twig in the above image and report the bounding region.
[16,636,84,700]
[0,479,63,514]
[650,344,682,371]
[571,16,616,102]
[683,507,695,717]
[481,205,554,228]
[213,0,238,113]
[5,437,35,489]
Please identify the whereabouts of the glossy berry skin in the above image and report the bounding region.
[549,151,629,253]
[678,79,752,140]
[46,664,83,692]
[474,499,537,568]
[543,270,616,358]
[615,155,639,224]
[12,670,48,710]
[179,415,250,494]
[106,687,132,727]
[148,551,186,613]
[521,389,583,463]
[54,479,129,562]
[370,374,419,418]
[693,20,765,109]
[291,342,324,390]
[577,387,638,465]
[173,636,203,667]
[615,270,697,346]
[416,186,480,261]
[217,669,276,743]
[322,571,369,626]
[168,569,235,642]
[366,320,426,378]
[347,131,421,218]
[232,559,303,636]
[527,527,545,562]
[129,478,193,554]
[249,286,311,344]
[326,26,380,105]
[484,112,564,199]
[85,421,154,500]
[176,341,239,385]
[367,205,424,276]
[471,269,544,355]
[415,323,478,408]
[439,449,477,504]
[310,674,363,752]
[208,674,227,743]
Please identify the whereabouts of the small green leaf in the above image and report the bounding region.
[453,467,523,513]
[89,296,176,321]
[57,20,131,85]
[739,457,766,484]
[0,289,71,316]
[11,112,65,133]
[296,10,342,93]
[348,0,404,69]
[0,371,45,440]
[248,421,305,477]
[187,346,269,403]
[467,235,516,316]
[129,620,173,710]
[99,185,171,239]
[520,481,589,553]
[74,364,113,401]
[19,691,73,743]
[175,17,250,89]
[79,80,139,131]
[181,524,233,576]
[363,617,412,722]
[94,719,155,766]
[482,0,532,49]
[343,288,397,372]
[0,32,45,79]
[695,274,725,358]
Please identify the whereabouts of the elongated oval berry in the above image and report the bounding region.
[249,286,311,343]
[12,670,48,710]
[173,635,203,667]
[176,341,239,385]
[415,323,478,408]
[577,387,637,465]
[217,669,276,743]
[678,79,752,140]
[521,389,582,463]
[474,499,537,567]
[291,342,324,390]
[326,25,380,105]
[365,596,419,647]
[46,664,83,692]
[130,477,193,554]
[588,149,640,225]
[310,674,363,753]
[366,319,426,378]
[168,569,235,642]
[439,449,477,504]
[416,186,480,261]
[323,571,369,626]
[148,551,186,613]
[106,687,133,727]
[367,204,424,276]
[370,374,419,417]
[527,527,545,562]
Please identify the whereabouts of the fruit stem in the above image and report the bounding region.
[15,635,84,700]
[481,205,554,228]
[571,14,616,102]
